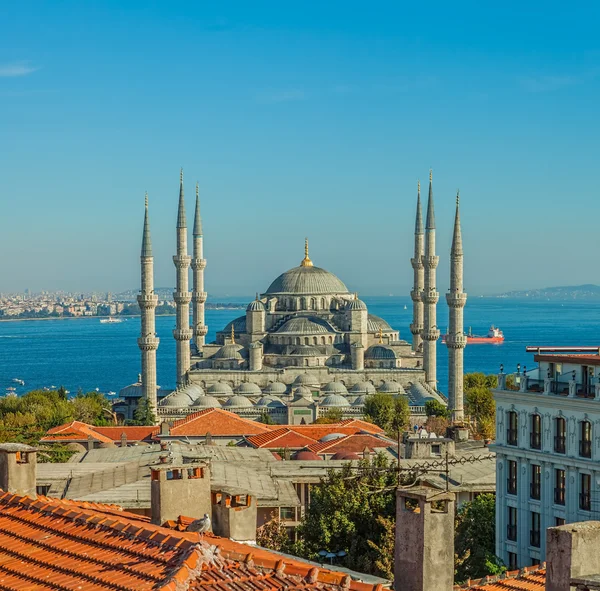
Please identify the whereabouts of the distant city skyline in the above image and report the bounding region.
[2,2,599,294]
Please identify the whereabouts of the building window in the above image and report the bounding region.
[530,464,541,500]
[507,460,518,495]
[555,469,566,505]
[431,444,441,456]
[508,552,518,570]
[280,507,296,520]
[507,507,517,541]
[530,511,541,547]
[530,414,542,450]
[580,421,592,458]
[507,411,518,445]
[554,417,566,454]
[580,473,592,511]
[555,517,565,526]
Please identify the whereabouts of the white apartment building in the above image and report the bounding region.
[491,347,600,569]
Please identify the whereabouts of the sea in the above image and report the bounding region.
[1,297,600,397]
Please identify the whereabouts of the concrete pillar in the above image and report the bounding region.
[0,444,37,497]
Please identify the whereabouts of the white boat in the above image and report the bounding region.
[12,379,24,385]
[100,317,123,324]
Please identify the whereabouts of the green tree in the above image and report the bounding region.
[131,396,156,426]
[256,512,292,552]
[425,399,450,419]
[464,373,497,439]
[314,407,343,424]
[455,494,505,583]
[258,410,275,425]
[363,393,409,436]
[71,392,112,425]
[292,454,400,579]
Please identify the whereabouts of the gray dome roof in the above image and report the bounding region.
[213,344,245,360]
[256,395,286,408]
[223,316,246,335]
[367,314,393,333]
[264,382,287,395]
[207,382,234,396]
[347,298,367,311]
[293,373,319,386]
[119,382,171,399]
[247,299,265,312]
[181,384,205,398]
[159,390,194,407]
[293,385,313,399]
[289,345,322,357]
[378,381,402,394]
[320,432,347,442]
[236,382,262,396]
[322,381,348,395]
[349,382,376,395]
[266,265,348,295]
[277,317,335,335]
[191,395,222,408]
[365,345,396,360]
[320,394,350,407]
[223,395,254,408]
[352,395,368,406]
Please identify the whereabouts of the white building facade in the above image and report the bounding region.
[492,348,600,570]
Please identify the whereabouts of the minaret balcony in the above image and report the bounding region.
[137,336,159,351]
[422,329,440,341]
[411,257,424,269]
[173,291,192,304]
[446,293,467,307]
[173,328,193,341]
[410,323,423,335]
[195,325,208,336]
[193,291,208,303]
[445,334,467,349]
[192,258,207,271]
[422,291,439,305]
[410,290,423,302]
[423,255,439,268]
[137,294,158,308]
[173,255,192,268]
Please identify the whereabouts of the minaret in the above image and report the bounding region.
[137,194,159,418]
[173,169,193,386]
[409,180,425,352]
[446,192,467,422]
[191,182,208,350]
[421,170,440,388]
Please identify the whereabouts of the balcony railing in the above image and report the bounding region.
[551,381,570,396]
[580,492,591,511]
[554,436,566,454]
[507,524,517,541]
[530,483,541,500]
[507,479,517,495]
[580,440,592,458]
[525,379,545,392]
[554,487,566,505]
[530,432,542,450]
[530,530,541,547]
[506,429,518,446]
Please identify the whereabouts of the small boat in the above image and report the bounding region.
[100,317,123,324]
[12,379,24,385]
[442,325,505,344]
[5,387,16,392]
[403,305,407,310]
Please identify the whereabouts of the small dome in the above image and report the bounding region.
[289,345,322,357]
[319,433,346,442]
[365,345,396,360]
[207,382,234,396]
[322,381,348,395]
[367,314,393,333]
[293,385,313,399]
[256,395,286,408]
[293,373,319,386]
[378,381,402,394]
[223,395,254,408]
[347,298,367,311]
[236,382,262,396]
[98,441,116,449]
[191,395,221,408]
[213,344,244,360]
[320,394,349,407]
[159,390,194,407]
[292,450,323,461]
[66,442,87,453]
[182,384,205,398]
[331,451,361,461]
[247,298,266,312]
[264,382,287,395]
[349,382,376,395]
[222,316,247,335]
[352,395,368,406]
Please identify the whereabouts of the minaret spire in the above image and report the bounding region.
[301,237,313,267]
[410,180,425,352]
[173,169,193,387]
[446,190,467,422]
[191,181,208,351]
[421,169,440,388]
[137,194,159,423]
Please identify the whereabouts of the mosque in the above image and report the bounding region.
[115,171,467,426]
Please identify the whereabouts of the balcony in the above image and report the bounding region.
[554,487,566,505]
[507,478,518,495]
[507,524,517,541]
[530,432,542,450]
[530,530,541,547]
[530,483,541,500]
[554,436,566,454]
[506,429,518,446]
[580,440,592,458]
[580,492,591,511]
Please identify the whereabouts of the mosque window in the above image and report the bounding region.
[300,297,306,309]
[311,298,316,309]
[313,337,318,345]
[321,298,326,309]
[329,336,333,344]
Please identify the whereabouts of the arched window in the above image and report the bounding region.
[305,337,309,345]
[580,420,592,458]
[313,336,318,345]
[555,417,566,453]
[300,297,306,310]
[321,336,326,345]
[507,411,518,445]
[379,362,383,369]
[311,298,316,310]
[328,336,333,344]
[304,359,309,367]
[296,337,301,345]
[321,298,326,309]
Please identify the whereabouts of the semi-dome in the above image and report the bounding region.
[320,394,350,407]
[207,382,234,396]
[367,314,393,333]
[331,451,361,461]
[236,382,262,396]
[264,382,287,395]
[293,373,319,386]
[347,298,367,311]
[378,380,402,394]
[181,384,205,398]
[222,316,247,335]
[352,395,368,406]
[322,381,348,395]
[349,382,376,395]
[191,395,221,408]
[292,450,322,461]
[159,390,193,407]
[289,345,322,357]
[213,343,245,360]
[223,395,254,408]
[277,317,335,335]
[365,345,396,360]
[265,264,349,296]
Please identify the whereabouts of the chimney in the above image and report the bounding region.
[0,444,38,497]
[120,432,128,448]
[546,521,600,591]
[150,462,211,525]
[160,421,170,436]
[87,434,95,450]
[211,491,257,542]
[395,486,455,591]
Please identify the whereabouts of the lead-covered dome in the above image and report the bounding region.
[207,382,234,396]
[320,394,350,407]
[365,345,396,360]
[191,395,222,408]
[264,382,287,395]
[223,395,254,408]
[277,317,335,335]
[236,382,262,396]
[213,344,245,360]
[322,381,349,395]
[349,382,376,395]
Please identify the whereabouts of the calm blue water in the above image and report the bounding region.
[1,297,599,396]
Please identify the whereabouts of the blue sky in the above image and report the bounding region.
[1,1,599,296]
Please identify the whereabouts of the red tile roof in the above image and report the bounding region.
[0,491,382,591]
[307,434,394,455]
[168,408,273,437]
[457,565,545,590]
[245,428,319,449]
[41,421,158,444]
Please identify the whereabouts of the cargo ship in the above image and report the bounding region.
[442,325,504,344]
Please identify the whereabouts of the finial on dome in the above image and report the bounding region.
[255,292,259,301]
[378,326,383,344]
[301,237,313,267]
[230,324,235,344]
[354,292,358,300]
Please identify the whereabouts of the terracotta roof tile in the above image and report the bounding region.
[307,434,394,454]
[458,566,545,590]
[41,421,159,443]
[246,429,318,449]
[168,409,273,437]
